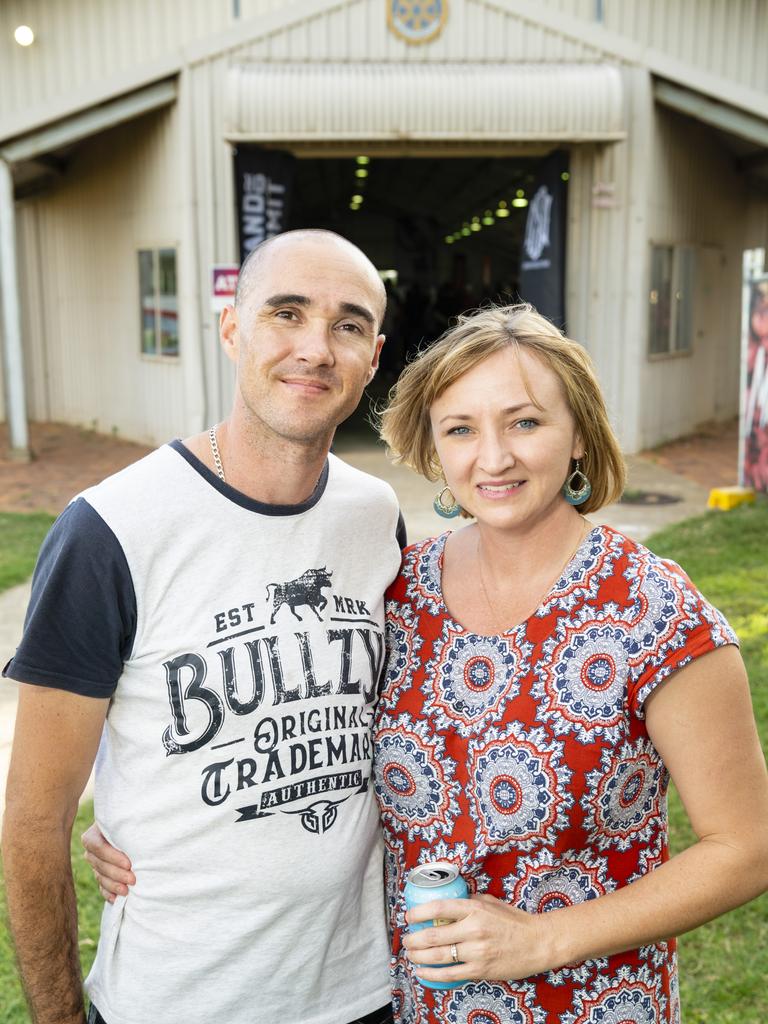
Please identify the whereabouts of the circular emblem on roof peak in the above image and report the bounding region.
[388,0,448,45]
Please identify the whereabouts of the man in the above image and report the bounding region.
[2,230,405,1024]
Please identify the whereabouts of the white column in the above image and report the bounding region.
[177,66,207,434]
[0,157,30,460]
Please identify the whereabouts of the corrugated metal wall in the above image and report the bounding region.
[0,0,289,130]
[546,0,768,98]
[3,0,766,133]
[563,66,657,454]
[236,0,602,63]
[15,106,188,444]
[225,63,625,140]
[638,107,750,448]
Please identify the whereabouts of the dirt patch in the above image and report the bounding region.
[0,422,152,514]
[639,419,738,491]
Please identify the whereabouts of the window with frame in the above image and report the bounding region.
[648,245,694,357]
[139,248,179,358]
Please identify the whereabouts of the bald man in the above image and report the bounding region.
[3,231,405,1024]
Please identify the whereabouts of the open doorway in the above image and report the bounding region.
[284,154,568,441]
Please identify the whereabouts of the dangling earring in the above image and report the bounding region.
[433,485,461,519]
[563,459,592,506]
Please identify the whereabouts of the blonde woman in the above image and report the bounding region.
[373,304,768,1023]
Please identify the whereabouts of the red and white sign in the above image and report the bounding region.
[211,264,240,313]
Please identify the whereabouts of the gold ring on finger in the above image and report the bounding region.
[450,942,459,964]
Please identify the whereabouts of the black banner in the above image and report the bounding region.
[234,147,296,265]
[518,151,568,328]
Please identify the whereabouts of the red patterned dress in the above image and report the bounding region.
[373,525,737,1024]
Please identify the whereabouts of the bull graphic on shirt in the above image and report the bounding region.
[285,798,346,834]
[266,567,333,624]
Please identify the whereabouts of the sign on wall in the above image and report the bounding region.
[234,147,296,265]
[387,0,448,44]
[211,265,240,313]
[518,151,568,328]
[740,251,768,492]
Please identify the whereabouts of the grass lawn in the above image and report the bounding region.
[0,513,55,595]
[0,502,766,1021]
[645,501,768,1023]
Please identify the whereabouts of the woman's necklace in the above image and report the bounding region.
[476,520,591,634]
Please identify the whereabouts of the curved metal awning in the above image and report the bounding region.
[225,63,625,143]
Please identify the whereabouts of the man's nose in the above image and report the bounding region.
[294,319,335,364]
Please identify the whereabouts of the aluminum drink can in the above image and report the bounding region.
[404,861,469,990]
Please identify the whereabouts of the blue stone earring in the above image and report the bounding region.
[563,460,592,506]
[433,485,461,519]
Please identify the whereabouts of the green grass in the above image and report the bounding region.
[646,501,768,1023]
[0,503,766,1021]
[0,513,55,595]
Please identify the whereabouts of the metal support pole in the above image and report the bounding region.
[178,66,208,434]
[0,157,30,460]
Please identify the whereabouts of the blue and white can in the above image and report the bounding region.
[404,861,469,990]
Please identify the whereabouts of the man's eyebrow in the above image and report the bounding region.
[264,293,311,308]
[339,302,375,326]
[262,295,375,327]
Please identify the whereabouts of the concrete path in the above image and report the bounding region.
[0,448,710,823]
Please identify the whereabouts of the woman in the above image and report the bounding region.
[86,305,768,1023]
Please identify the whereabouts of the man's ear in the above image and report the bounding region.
[219,306,240,365]
[369,334,386,378]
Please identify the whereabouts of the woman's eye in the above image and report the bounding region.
[447,425,471,435]
[516,419,538,430]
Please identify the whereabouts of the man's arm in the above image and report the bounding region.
[2,683,109,1024]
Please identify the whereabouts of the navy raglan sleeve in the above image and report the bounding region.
[396,511,408,550]
[2,498,136,698]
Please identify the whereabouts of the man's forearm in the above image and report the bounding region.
[2,815,86,1024]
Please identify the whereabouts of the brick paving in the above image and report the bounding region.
[639,418,739,491]
[0,417,740,516]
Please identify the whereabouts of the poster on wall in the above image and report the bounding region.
[741,259,768,492]
[518,150,568,328]
[234,147,296,265]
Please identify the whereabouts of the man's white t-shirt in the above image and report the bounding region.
[5,443,404,1024]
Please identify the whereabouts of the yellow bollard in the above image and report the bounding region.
[707,486,756,511]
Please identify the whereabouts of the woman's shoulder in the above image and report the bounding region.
[386,531,450,609]
[596,523,692,583]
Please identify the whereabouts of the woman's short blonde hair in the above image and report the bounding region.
[379,303,626,516]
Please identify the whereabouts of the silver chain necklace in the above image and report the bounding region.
[208,426,226,483]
